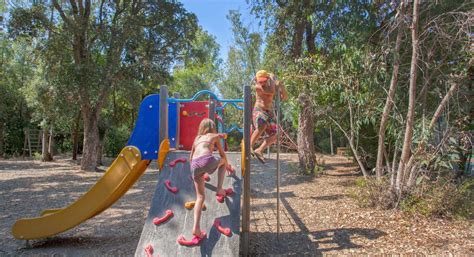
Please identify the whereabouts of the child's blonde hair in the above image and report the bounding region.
[197,118,216,135]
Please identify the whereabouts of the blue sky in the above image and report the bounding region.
[180,0,262,62]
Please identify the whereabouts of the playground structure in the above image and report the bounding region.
[11,84,279,256]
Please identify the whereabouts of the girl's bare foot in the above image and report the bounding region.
[192,229,205,238]
[217,188,226,196]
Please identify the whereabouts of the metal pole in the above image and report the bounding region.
[173,92,180,150]
[209,99,215,122]
[159,85,169,145]
[275,85,281,240]
[242,85,252,256]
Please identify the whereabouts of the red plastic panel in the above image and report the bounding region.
[179,101,210,150]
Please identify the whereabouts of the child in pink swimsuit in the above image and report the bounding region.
[188,118,228,244]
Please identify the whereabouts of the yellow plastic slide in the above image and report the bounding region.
[12,146,149,240]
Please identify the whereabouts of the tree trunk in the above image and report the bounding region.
[0,122,4,158]
[329,127,334,155]
[375,1,406,179]
[41,122,53,162]
[396,0,420,193]
[72,110,81,160]
[297,93,316,174]
[48,126,54,158]
[81,107,100,171]
[329,116,369,177]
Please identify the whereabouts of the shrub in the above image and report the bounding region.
[350,177,397,209]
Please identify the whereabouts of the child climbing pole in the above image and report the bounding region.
[250,70,288,163]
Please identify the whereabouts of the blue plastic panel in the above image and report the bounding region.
[127,94,160,160]
[168,102,178,148]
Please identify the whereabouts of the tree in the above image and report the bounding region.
[171,28,222,98]
[9,1,198,170]
[375,1,406,179]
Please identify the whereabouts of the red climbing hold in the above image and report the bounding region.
[169,157,187,167]
[216,194,225,203]
[177,231,206,246]
[214,219,232,237]
[203,173,210,182]
[164,180,178,193]
[145,244,154,257]
[225,188,234,196]
[153,209,173,225]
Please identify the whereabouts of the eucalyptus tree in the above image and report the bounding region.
[171,28,222,98]
[9,1,198,170]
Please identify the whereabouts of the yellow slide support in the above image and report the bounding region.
[12,146,149,240]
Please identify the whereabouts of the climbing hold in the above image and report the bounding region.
[177,232,206,246]
[184,201,207,210]
[203,173,210,182]
[216,188,234,203]
[225,188,234,196]
[164,180,178,193]
[182,110,188,116]
[214,219,232,237]
[216,194,225,203]
[169,157,187,167]
[153,209,173,225]
[145,244,154,257]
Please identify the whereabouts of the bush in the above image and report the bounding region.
[350,177,397,209]
[104,126,130,157]
[400,176,474,219]
[352,175,473,219]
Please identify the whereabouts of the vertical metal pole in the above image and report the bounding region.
[242,85,252,256]
[276,86,281,240]
[209,99,216,122]
[159,85,169,145]
[173,92,180,150]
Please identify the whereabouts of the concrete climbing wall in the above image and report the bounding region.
[134,151,242,257]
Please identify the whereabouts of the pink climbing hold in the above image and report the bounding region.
[214,219,232,237]
[153,209,173,225]
[169,157,187,167]
[145,244,154,257]
[225,188,234,196]
[203,173,210,182]
[216,187,234,203]
[177,231,206,246]
[164,180,178,193]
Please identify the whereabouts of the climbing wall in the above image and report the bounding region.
[134,151,242,257]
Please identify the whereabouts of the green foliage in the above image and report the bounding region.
[104,126,130,157]
[400,177,474,219]
[350,177,397,209]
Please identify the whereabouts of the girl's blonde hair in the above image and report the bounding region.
[197,118,216,135]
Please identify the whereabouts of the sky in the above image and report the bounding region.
[179,0,263,62]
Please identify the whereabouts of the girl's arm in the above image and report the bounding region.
[189,138,196,160]
[214,135,228,165]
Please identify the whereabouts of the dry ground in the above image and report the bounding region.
[0,154,472,256]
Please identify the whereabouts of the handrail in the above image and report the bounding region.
[216,102,244,111]
[225,124,243,134]
[167,90,243,104]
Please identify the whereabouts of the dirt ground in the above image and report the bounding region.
[0,154,472,256]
